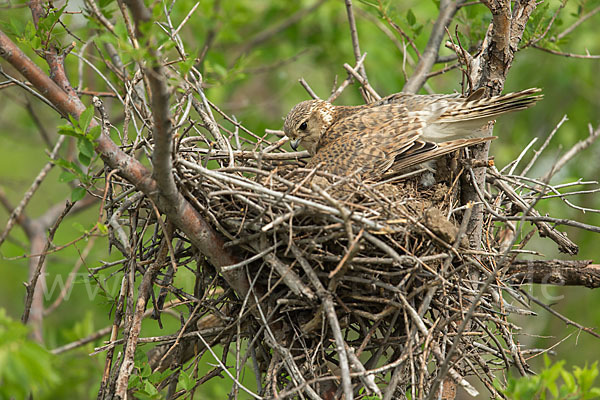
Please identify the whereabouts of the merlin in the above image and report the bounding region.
[283,88,542,180]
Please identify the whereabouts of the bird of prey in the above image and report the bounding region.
[283,88,542,180]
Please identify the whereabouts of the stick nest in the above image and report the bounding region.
[143,128,573,398]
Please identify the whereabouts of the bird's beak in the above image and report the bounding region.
[290,138,301,151]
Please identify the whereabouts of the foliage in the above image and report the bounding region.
[0,309,60,399]
[500,356,600,400]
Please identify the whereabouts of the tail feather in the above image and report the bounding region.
[440,88,542,122]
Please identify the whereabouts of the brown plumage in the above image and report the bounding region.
[283,88,542,180]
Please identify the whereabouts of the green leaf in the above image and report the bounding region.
[560,369,576,392]
[68,114,79,127]
[58,171,77,183]
[143,380,159,396]
[140,363,152,378]
[78,152,91,166]
[71,221,86,233]
[87,125,102,140]
[58,124,80,137]
[406,9,416,26]
[79,106,95,131]
[179,370,192,391]
[97,222,108,234]
[55,158,85,177]
[179,57,195,77]
[24,21,36,42]
[575,362,599,394]
[71,187,86,202]
[77,137,95,158]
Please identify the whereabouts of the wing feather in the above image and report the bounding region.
[308,104,426,179]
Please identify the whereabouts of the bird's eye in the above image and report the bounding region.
[299,121,308,131]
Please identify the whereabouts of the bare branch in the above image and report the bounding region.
[403,0,465,93]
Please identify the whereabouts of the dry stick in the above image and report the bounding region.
[552,4,600,42]
[299,77,319,99]
[503,174,600,215]
[249,292,322,400]
[397,292,479,398]
[488,169,579,254]
[54,300,189,355]
[53,325,114,355]
[0,135,65,247]
[114,234,169,397]
[344,0,370,103]
[195,332,263,399]
[523,291,600,339]
[0,68,62,113]
[85,0,116,34]
[179,159,400,233]
[425,273,504,399]
[328,52,367,102]
[155,303,200,375]
[464,0,538,253]
[343,62,381,100]
[263,252,317,301]
[539,123,600,183]
[21,201,75,324]
[509,259,600,288]
[289,245,354,400]
[97,272,128,399]
[532,44,600,59]
[521,115,567,176]
[180,145,310,161]
[345,344,382,398]
[44,237,97,315]
[402,0,465,93]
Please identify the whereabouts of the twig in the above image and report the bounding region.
[22,201,75,324]
[521,115,567,176]
[552,5,600,42]
[0,135,66,247]
[403,0,465,93]
[342,62,381,100]
[532,44,600,59]
[539,124,600,182]
[523,292,600,339]
[298,78,319,99]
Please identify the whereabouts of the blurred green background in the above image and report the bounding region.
[0,0,599,398]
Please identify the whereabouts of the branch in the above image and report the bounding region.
[539,124,600,183]
[553,5,600,42]
[402,0,464,93]
[115,224,169,397]
[0,135,66,246]
[508,259,600,288]
[461,0,538,250]
[21,201,74,325]
[532,44,600,59]
[0,30,248,304]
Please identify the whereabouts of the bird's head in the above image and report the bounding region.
[283,99,335,155]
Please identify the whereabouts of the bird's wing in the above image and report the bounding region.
[307,104,427,179]
[387,136,495,174]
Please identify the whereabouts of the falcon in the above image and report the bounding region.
[283,88,542,180]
